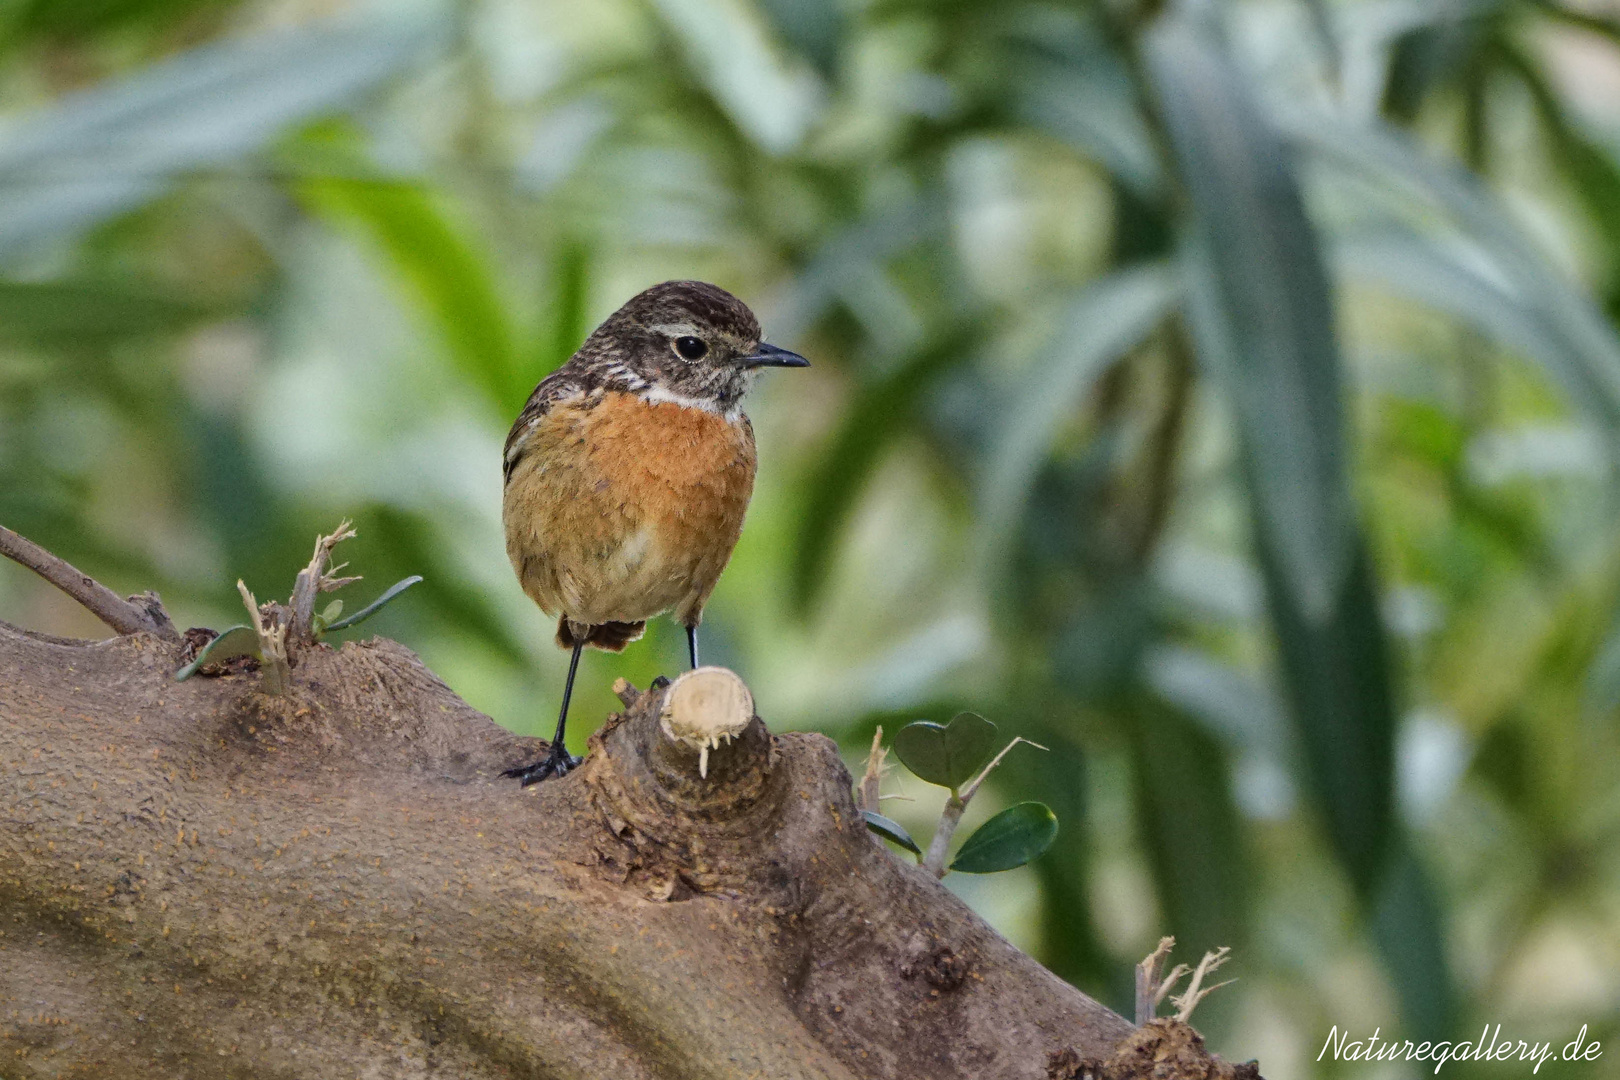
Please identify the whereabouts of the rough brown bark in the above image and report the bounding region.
[0,616,1140,1079]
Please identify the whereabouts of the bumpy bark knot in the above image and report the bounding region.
[582,668,782,896]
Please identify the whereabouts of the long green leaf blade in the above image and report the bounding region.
[1006,12,1163,196]
[1128,700,1249,964]
[1148,17,1398,894]
[648,0,824,154]
[790,324,977,611]
[1336,227,1620,427]
[1371,842,1457,1040]
[1151,26,1356,623]
[975,263,1176,571]
[325,575,422,632]
[296,133,526,415]
[0,13,441,259]
[1499,42,1620,298]
[1285,112,1620,438]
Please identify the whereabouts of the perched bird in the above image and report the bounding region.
[500,280,808,785]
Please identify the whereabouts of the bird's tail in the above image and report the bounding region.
[556,617,646,653]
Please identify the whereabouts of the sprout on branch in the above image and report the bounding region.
[173,520,421,690]
[861,711,1056,878]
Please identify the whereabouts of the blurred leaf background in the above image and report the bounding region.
[3,0,1619,1074]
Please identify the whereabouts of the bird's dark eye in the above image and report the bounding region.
[673,336,708,361]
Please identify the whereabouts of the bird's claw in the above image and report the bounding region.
[502,744,582,786]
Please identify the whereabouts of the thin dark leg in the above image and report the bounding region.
[686,624,699,670]
[503,640,585,786]
[552,639,583,747]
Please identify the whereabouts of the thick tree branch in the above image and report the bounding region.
[0,524,178,640]
[0,618,1141,1078]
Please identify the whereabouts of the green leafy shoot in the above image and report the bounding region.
[323,575,422,633]
[949,802,1059,873]
[867,714,1051,877]
[173,625,261,682]
[862,811,922,855]
[310,599,344,636]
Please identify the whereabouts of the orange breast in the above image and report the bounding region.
[502,391,757,627]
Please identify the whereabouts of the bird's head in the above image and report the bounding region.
[579,280,808,412]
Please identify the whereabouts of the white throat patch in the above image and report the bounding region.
[638,385,742,422]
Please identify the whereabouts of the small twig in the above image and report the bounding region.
[1157,963,1191,1008]
[1171,947,1233,1023]
[1135,936,1176,1025]
[612,677,641,709]
[920,795,966,878]
[959,736,1048,802]
[859,727,887,813]
[238,581,290,695]
[288,521,360,643]
[0,523,178,641]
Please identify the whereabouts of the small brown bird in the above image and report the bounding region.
[500,280,808,784]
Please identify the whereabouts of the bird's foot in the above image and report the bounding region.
[502,743,582,787]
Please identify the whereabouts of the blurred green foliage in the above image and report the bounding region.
[3,0,1620,1074]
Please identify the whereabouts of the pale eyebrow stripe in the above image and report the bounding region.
[646,322,704,337]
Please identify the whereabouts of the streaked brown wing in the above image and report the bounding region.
[503,368,588,485]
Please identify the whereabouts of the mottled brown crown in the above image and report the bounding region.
[602,280,762,344]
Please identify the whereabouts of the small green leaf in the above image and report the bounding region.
[950,802,1058,874]
[893,712,998,790]
[324,575,422,631]
[173,625,261,681]
[862,811,921,855]
[310,598,345,637]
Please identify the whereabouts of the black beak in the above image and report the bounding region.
[741,342,810,369]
